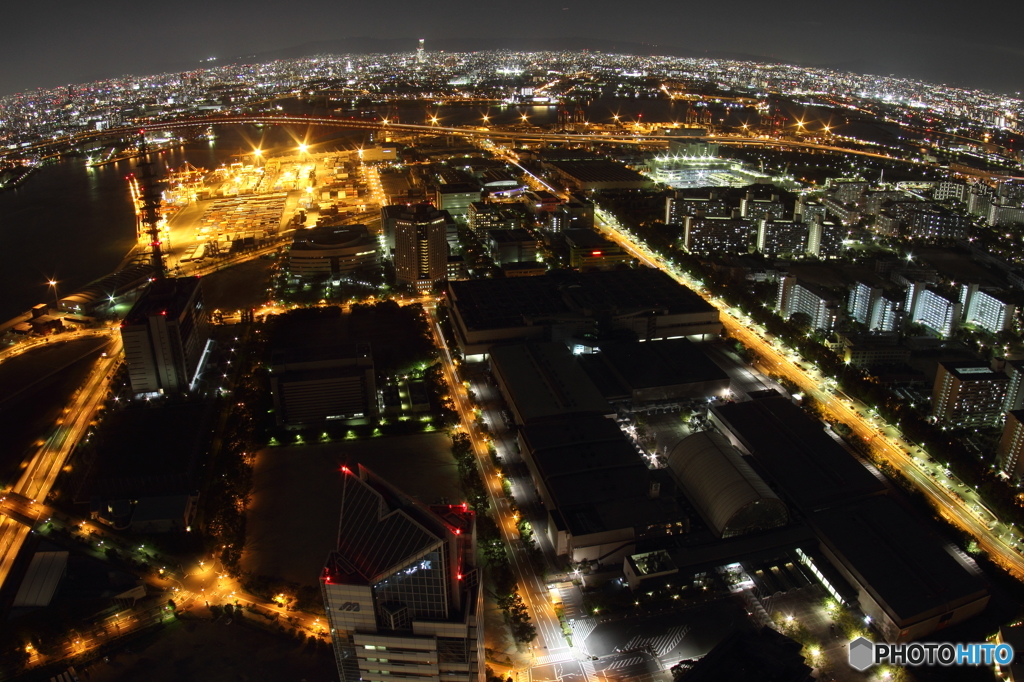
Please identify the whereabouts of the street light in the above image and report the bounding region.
[47,280,59,311]
[298,143,308,154]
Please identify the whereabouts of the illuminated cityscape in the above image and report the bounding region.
[4,26,1024,682]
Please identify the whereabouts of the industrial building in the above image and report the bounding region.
[542,158,653,191]
[269,308,378,427]
[289,225,380,277]
[666,432,789,539]
[711,397,886,514]
[486,228,537,266]
[577,338,730,407]
[517,415,686,566]
[811,495,989,642]
[930,361,1008,428]
[435,183,481,221]
[489,342,611,426]
[120,277,211,396]
[322,465,483,682]
[446,269,721,358]
[711,396,989,642]
[563,229,631,270]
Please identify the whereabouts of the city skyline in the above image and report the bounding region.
[3,0,1024,97]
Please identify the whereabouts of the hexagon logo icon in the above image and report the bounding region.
[848,637,875,671]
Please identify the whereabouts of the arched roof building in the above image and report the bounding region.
[667,431,788,538]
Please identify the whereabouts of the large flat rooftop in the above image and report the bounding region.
[520,416,683,537]
[448,269,715,333]
[490,342,610,423]
[711,397,886,513]
[811,495,988,624]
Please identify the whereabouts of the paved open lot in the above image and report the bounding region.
[80,616,337,682]
[242,433,459,585]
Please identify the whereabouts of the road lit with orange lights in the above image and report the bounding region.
[592,213,1024,581]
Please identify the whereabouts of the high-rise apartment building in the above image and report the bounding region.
[394,204,449,292]
[868,293,902,332]
[998,410,1024,479]
[120,277,211,395]
[756,219,806,256]
[682,216,754,254]
[322,465,482,682]
[931,362,1008,428]
[960,284,1016,333]
[1005,361,1024,413]
[776,276,841,332]
[906,283,961,337]
[848,282,882,326]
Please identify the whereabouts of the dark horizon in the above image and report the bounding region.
[3,0,1024,97]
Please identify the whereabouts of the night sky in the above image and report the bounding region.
[4,0,1023,96]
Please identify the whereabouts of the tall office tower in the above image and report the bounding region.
[120,277,211,395]
[394,204,448,292]
[322,465,482,682]
[416,39,426,64]
[931,361,1008,428]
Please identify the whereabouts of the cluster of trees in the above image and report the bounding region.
[451,430,536,644]
[478,514,536,644]
[450,432,489,513]
[203,328,272,573]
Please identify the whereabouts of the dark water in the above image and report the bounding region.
[0,126,366,322]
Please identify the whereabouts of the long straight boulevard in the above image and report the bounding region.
[0,333,122,591]
[424,303,573,669]
[590,210,1024,583]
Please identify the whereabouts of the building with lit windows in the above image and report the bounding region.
[756,219,806,256]
[847,282,882,325]
[906,284,961,337]
[960,285,1016,333]
[682,216,754,254]
[740,194,788,221]
[933,181,969,203]
[467,202,528,234]
[903,207,969,241]
[322,465,482,682]
[998,410,1024,479]
[869,293,903,333]
[289,225,379,277]
[930,361,1008,428]
[1004,361,1024,413]
[121,277,210,395]
[776,277,841,332]
[394,204,449,292]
